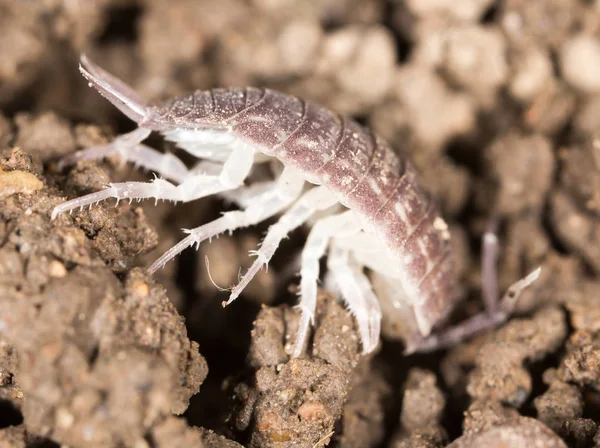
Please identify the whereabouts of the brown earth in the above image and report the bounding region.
[2,0,600,446]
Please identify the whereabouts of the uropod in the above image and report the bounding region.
[52,55,540,356]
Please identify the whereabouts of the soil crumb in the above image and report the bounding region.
[2,0,600,446]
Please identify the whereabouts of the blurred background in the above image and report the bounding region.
[3,0,600,446]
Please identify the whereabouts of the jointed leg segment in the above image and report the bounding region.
[227,186,338,306]
[51,142,255,219]
[58,128,191,184]
[327,244,382,354]
[333,232,404,279]
[294,211,361,357]
[148,167,305,273]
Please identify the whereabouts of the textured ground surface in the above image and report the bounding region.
[2,0,600,446]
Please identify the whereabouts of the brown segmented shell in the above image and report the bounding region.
[150,87,459,336]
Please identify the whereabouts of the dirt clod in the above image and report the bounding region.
[3,0,600,446]
[534,369,583,434]
[481,132,554,216]
[390,368,447,448]
[559,330,600,391]
[0,140,225,447]
[401,368,446,432]
[14,112,76,164]
[236,294,361,447]
[467,307,566,406]
[462,399,520,436]
[249,358,347,447]
[561,418,597,448]
[447,417,567,448]
[0,168,43,200]
[335,360,390,448]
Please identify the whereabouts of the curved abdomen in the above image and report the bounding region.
[157,87,458,335]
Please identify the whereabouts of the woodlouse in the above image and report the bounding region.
[52,55,540,356]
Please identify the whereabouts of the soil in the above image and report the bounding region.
[2,0,600,447]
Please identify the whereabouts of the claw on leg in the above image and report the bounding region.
[327,245,381,354]
[51,179,178,220]
[293,210,360,357]
[226,186,338,307]
[226,253,268,306]
[57,128,151,171]
[57,127,190,184]
[293,303,315,358]
[52,141,255,221]
[147,166,305,274]
[51,188,115,220]
[147,229,201,274]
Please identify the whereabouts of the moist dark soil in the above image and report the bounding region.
[2,0,600,446]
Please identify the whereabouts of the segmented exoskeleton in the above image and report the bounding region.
[53,56,540,356]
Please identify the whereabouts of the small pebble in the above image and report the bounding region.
[561,34,600,93]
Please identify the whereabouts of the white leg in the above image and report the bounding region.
[219,160,291,208]
[293,210,361,357]
[219,181,275,208]
[226,186,338,305]
[51,143,255,219]
[198,148,269,163]
[147,167,305,273]
[334,232,404,280]
[352,258,383,354]
[190,160,224,176]
[327,245,382,354]
[174,144,233,163]
[58,128,191,184]
[162,128,272,164]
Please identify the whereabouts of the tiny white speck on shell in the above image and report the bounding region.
[368,179,382,194]
[395,202,408,221]
[433,216,451,240]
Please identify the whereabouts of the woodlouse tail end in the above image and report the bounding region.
[79,54,149,124]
